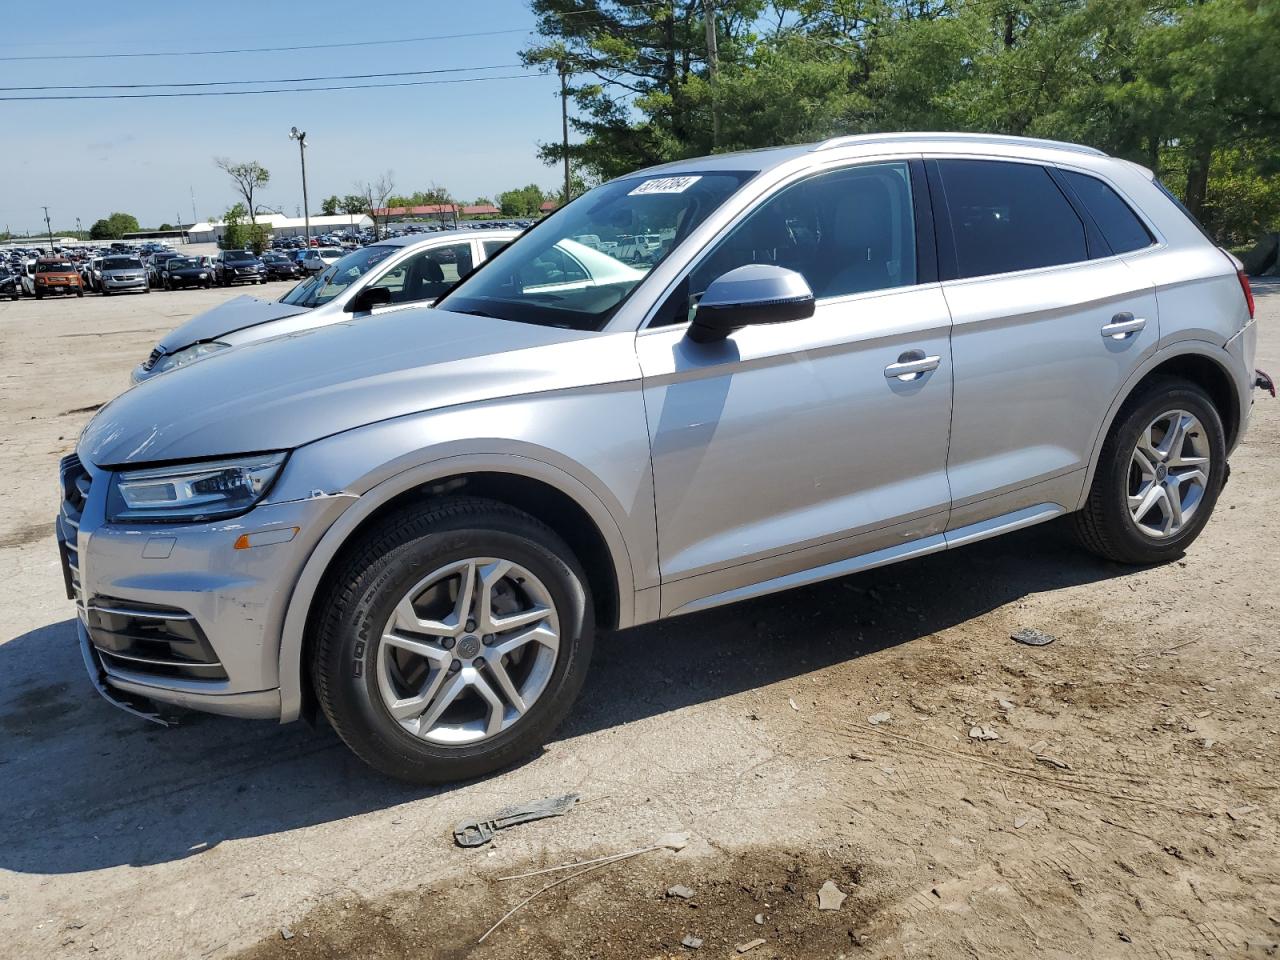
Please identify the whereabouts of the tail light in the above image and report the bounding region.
[1237,269,1255,320]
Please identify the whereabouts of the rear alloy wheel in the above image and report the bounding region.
[1073,378,1226,564]
[313,498,594,783]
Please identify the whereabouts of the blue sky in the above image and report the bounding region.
[0,0,565,232]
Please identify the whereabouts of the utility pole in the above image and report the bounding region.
[558,60,571,206]
[42,206,54,252]
[702,0,720,149]
[289,127,310,245]
[190,186,197,225]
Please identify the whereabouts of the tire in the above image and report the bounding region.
[35,290,42,300]
[101,288,110,297]
[312,497,595,784]
[76,288,83,297]
[1073,377,1226,564]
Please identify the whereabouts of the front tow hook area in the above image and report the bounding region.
[1256,368,1276,398]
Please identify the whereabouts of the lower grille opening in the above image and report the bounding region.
[87,597,228,682]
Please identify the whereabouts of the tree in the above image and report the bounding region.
[320,195,341,216]
[355,171,396,238]
[215,157,270,223]
[221,202,268,253]
[498,184,549,217]
[88,212,141,240]
[386,183,454,208]
[158,222,175,231]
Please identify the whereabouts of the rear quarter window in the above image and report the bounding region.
[1060,170,1154,254]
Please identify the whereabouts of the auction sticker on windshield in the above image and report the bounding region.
[628,176,702,195]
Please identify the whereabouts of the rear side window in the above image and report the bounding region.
[1060,171,1154,254]
[936,159,1087,278]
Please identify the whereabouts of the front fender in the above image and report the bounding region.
[274,451,640,723]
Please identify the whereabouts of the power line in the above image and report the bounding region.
[0,63,525,92]
[0,74,536,102]
[0,3,670,62]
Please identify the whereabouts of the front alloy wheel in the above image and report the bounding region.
[313,498,594,783]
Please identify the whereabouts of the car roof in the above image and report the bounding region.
[623,132,1113,180]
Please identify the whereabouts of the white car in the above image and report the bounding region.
[133,229,518,381]
[300,247,345,275]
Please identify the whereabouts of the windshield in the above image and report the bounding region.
[437,171,753,329]
[37,262,73,273]
[166,258,197,269]
[279,243,397,308]
[103,257,142,270]
[224,251,255,262]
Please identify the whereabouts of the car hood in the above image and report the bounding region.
[80,307,598,466]
[157,294,311,352]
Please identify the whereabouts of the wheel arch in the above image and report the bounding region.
[276,454,636,723]
[1076,341,1243,511]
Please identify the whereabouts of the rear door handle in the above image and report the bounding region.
[884,350,941,381]
[1101,312,1146,339]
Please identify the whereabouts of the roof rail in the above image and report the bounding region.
[813,131,1107,157]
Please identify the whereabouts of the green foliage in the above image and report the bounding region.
[320,195,341,216]
[158,223,175,232]
[340,194,369,217]
[526,0,1280,240]
[88,212,140,240]
[386,185,454,208]
[221,202,268,253]
[498,184,549,217]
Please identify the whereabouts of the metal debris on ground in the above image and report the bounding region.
[968,725,1000,741]
[667,884,696,900]
[1034,754,1070,770]
[1012,628,1057,646]
[817,880,847,911]
[867,712,892,725]
[453,793,579,847]
[279,928,294,941]
[737,938,766,953]
[681,935,704,949]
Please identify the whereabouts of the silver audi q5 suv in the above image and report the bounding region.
[58,133,1268,783]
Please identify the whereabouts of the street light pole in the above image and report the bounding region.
[42,206,54,252]
[557,60,571,206]
[289,127,310,245]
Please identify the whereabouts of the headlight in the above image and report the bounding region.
[107,453,287,523]
[151,340,230,374]
[199,272,208,278]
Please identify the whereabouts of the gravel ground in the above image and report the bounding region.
[0,278,1276,960]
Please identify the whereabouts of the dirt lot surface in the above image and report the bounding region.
[1,278,1277,960]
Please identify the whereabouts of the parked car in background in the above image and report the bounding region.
[145,251,182,286]
[0,266,20,300]
[99,255,149,296]
[159,256,213,290]
[28,257,83,298]
[260,251,300,280]
[214,250,265,286]
[299,247,344,275]
[80,257,103,292]
[132,229,513,381]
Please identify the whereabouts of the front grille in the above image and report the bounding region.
[58,454,89,610]
[86,597,228,682]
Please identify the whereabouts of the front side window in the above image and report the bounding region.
[937,159,1087,278]
[437,171,754,330]
[368,241,474,304]
[280,243,397,308]
[676,162,917,324]
[1060,170,1154,255]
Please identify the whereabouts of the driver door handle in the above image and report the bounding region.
[1101,312,1147,339]
[884,350,941,381]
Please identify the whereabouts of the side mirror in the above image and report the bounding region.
[346,285,392,313]
[687,264,815,344]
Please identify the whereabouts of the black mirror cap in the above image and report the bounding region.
[687,264,815,343]
[345,285,393,313]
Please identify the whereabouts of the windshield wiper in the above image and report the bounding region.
[450,308,505,320]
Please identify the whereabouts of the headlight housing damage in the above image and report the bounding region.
[108,453,287,522]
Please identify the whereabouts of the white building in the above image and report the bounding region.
[185,213,372,244]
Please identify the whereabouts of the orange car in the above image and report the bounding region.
[29,257,84,299]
